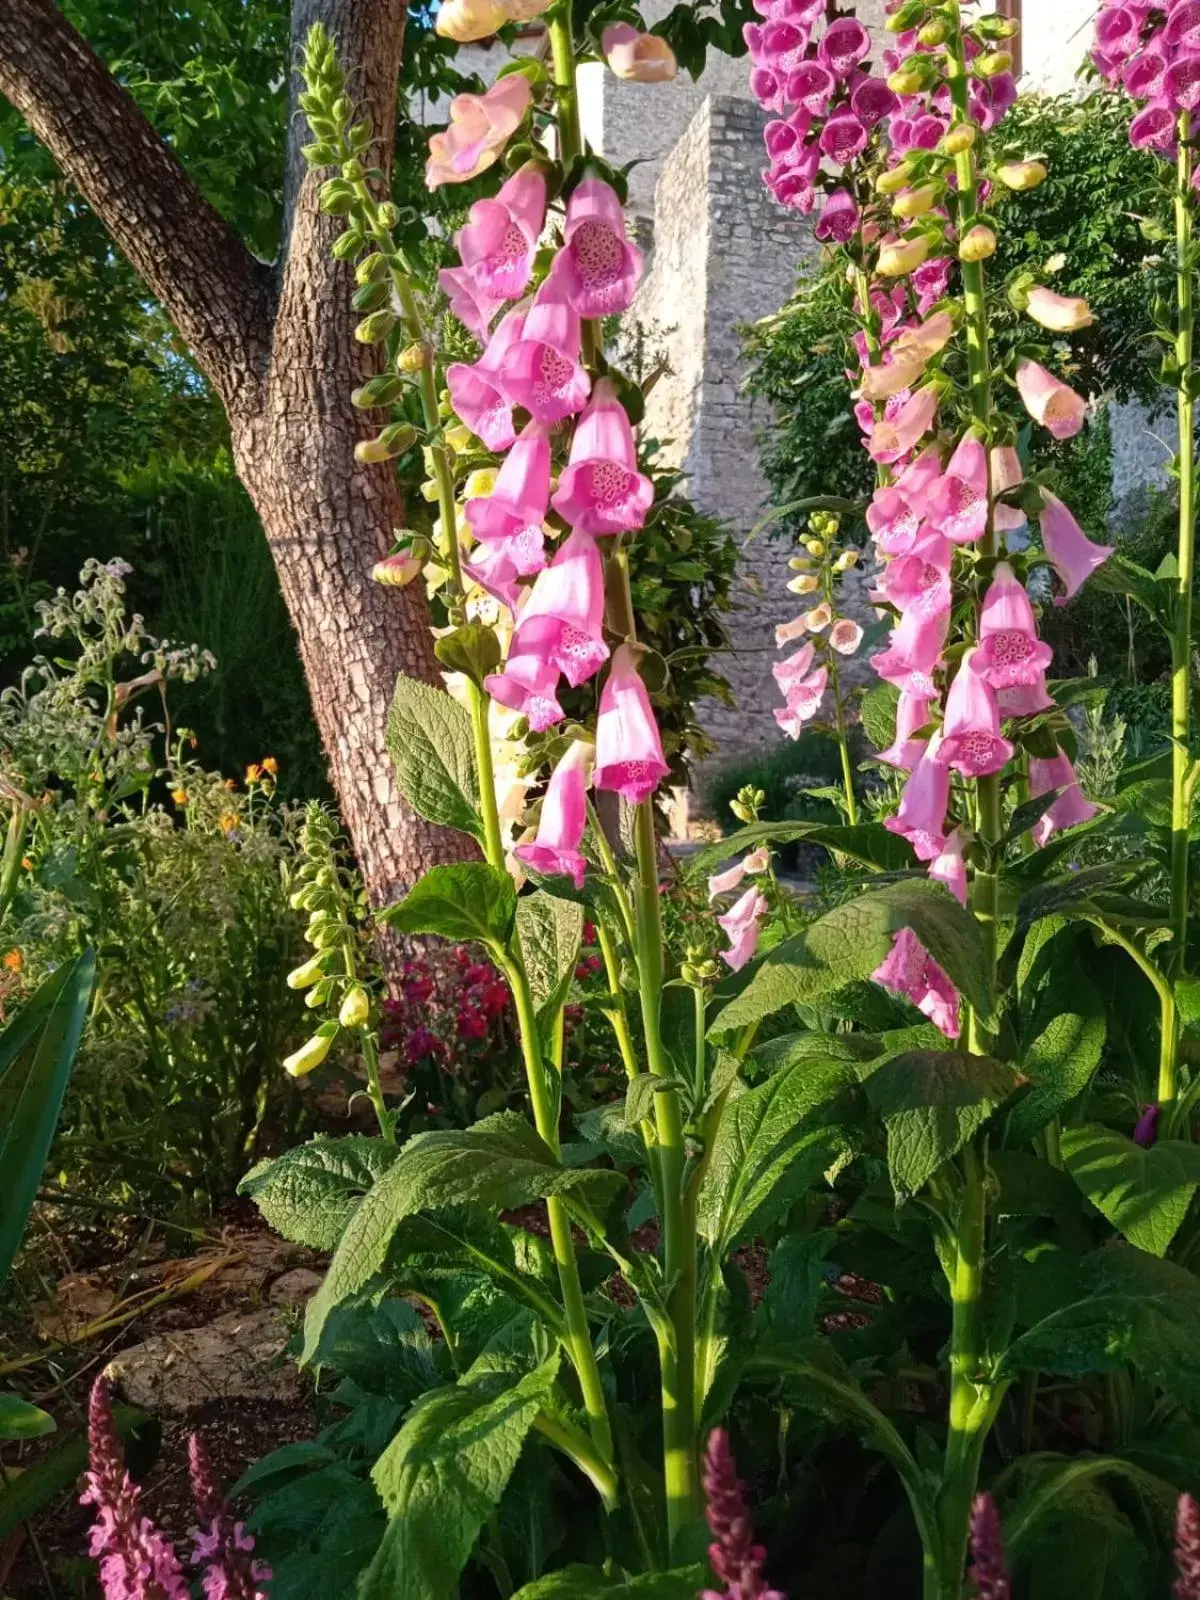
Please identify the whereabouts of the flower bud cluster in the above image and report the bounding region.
[772,512,864,739]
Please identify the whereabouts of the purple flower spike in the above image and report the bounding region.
[968,1493,1012,1600]
[701,1429,785,1600]
[188,1433,272,1600]
[1176,1492,1200,1599]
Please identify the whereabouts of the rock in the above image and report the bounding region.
[105,1307,303,1415]
[267,1268,324,1307]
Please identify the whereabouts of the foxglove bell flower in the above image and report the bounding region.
[708,846,770,900]
[1037,491,1114,603]
[455,165,547,300]
[929,827,969,907]
[551,378,654,534]
[484,650,564,731]
[465,421,551,545]
[1024,285,1095,333]
[1015,359,1087,441]
[559,177,643,318]
[774,658,828,737]
[876,690,933,769]
[872,925,960,1038]
[514,740,591,888]
[977,563,1054,688]
[594,644,671,805]
[884,730,951,861]
[717,886,770,971]
[868,385,940,463]
[928,431,990,544]
[990,444,1028,532]
[512,529,609,686]
[439,264,505,342]
[426,75,533,188]
[446,302,528,451]
[815,187,860,242]
[938,649,1014,777]
[1133,1103,1161,1148]
[1027,750,1097,846]
[503,260,591,423]
[601,22,678,80]
[463,537,535,613]
[871,603,949,698]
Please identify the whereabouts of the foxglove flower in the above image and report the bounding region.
[938,649,1014,778]
[512,529,609,686]
[485,650,564,731]
[464,421,551,546]
[503,260,591,422]
[717,886,770,971]
[977,563,1054,688]
[774,664,828,737]
[455,165,547,300]
[551,378,654,534]
[871,603,949,698]
[601,23,678,80]
[446,302,528,451]
[815,187,859,242]
[868,385,940,463]
[439,265,505,342]
[558,177,643,318]
[991,444,1028,532]
[701,1429,784,1600]
[1037,491,1114,604]
[1024,285,1095,333]
[188,1434,271,1600]
[82,1378,190,1600]
[1133,1103,1161,1148]
[876,689,933,769]
[426,75,533,188]
[927,431,990,545]
[594,644,671,805]
[1027,750,1097,846]
[708,846,770,900]
[1015,358,1087,441]
[514,740,591,888]
[872,925,960,1038]
[884,730,951,861]
[968,1494,1011,1600]
[929,827,969,907]
[463,536,538,613]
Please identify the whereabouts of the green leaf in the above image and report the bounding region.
[689,820,915,878]
[1012,1471,1154,1599]
[360,1356,559,1600]
[1008,967,1105,1144]
[709,881,992,1037]
[0,1393,55,1441]
[382,863,516,947]
[1014,863,1143,933]
[0,951,96,1284]
[624,1073,688,1129]
[864,1049,1018,1200]
[1087,551,1170,625]
[309,1298,440,1402]
[302,1114,623,1362]
[386,674,482,840]
[860,683,900,752]
[509,1567,707,1600]
[1061,1125,1200,1256]
[238,1136,401,1251]
[515,893,583,1018]
[0,1405,156,1537]
[698,1058,853,1251]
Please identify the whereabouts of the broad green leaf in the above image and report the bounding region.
[860,683,899,752]
[382,863,516,947]
[758,1234,832,1339]
[989,1150,1082,1221]
[708,881,991,1036]
[386,674,482,840]
[1061,1125,1200,1256]
[688,820,915,878]
[998,1295,1143,1382]
[1014,863,1143,934]
[361,1356,559,1600]
[1008,967,1105,1144]
[0,1393,55,1440]
[1013,1472,1153,1600]
[698,1058,853,1251]
[863,1050,1019,1201]
[515,893,583,1017]
[309,1299,440,1402]
[302,1114,623,1362]
[509,1567,707,1600]
[1087,550,1170,623]
[238,1136,401,1250]
[0,951,96,1284]
[624,1072,688,1129]
[748,1030,883,1073]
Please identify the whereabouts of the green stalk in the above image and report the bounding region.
[940,1141,987,1596]
[548,3,699,1542]
[0,805,30,926]
[1163,119,1196,1111]
[342,931,393,1143]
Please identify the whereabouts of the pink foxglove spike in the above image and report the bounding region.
[1015,359,1087,440]
[1037,490,1114,604]
[514,740,591,888]
[484,650,564,732]
[1028,750,1098,847]
[551,378,655,535]
[716,886,769,971]
[977,562,1054,688]
[884,729,951,861]
[456,165,548,300]
[593,644,671,805]
[876,689,933,770]
[559,176,644,318]
[501,258,592,423]
[872,926,960,1039]
[465,421,551,544]
[446,302,528,452]
[937,648,1014,778]
[512,528,609,687]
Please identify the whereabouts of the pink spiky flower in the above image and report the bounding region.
[1176,1492,1200,1599]
[188,1434,271,1600]
[701,1429,784,1600]
[968,1493,1011,1600]
[514,740,591,889]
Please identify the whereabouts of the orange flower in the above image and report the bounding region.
[245,763,262,784]
[3,949,23,974]
[261,757,279,776]
[171,788,188,806]
[218,812,238,835]
[225,778,237,791]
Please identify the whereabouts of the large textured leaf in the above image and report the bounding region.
[360,1355,559,1600]
[863,1049,1019,1200]
[302,1114,622,1362]
[1013,1473,1154,1600]
[1061,1125,1200,1256]
[708,881,991,1036]
[1008,964,1105,1144]
[387,674,482,840]
[309,1299,440,1402]
[1014,863,1144,933]
[516,893,583,1016]
[0,950,95,1283]
[238,1137,401,1250]
[382,863,517,947]
[698,1058,853,1251]
[688,820,915,878]
[509,1567,707,1600]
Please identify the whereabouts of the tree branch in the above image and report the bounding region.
[0,0,271,408]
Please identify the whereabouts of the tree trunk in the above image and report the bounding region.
[0,0,474,915]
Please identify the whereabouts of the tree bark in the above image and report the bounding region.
[0,0,474,913]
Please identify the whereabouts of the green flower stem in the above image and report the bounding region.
[0,805,30,926]
[469,681,507,867]
[826,639,859,826]
[594,919,643,1085]
[532,1409,619,1510]
[1163,118,1197,1111]
[341,932,393,1143]
[940,1140,988,1598]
